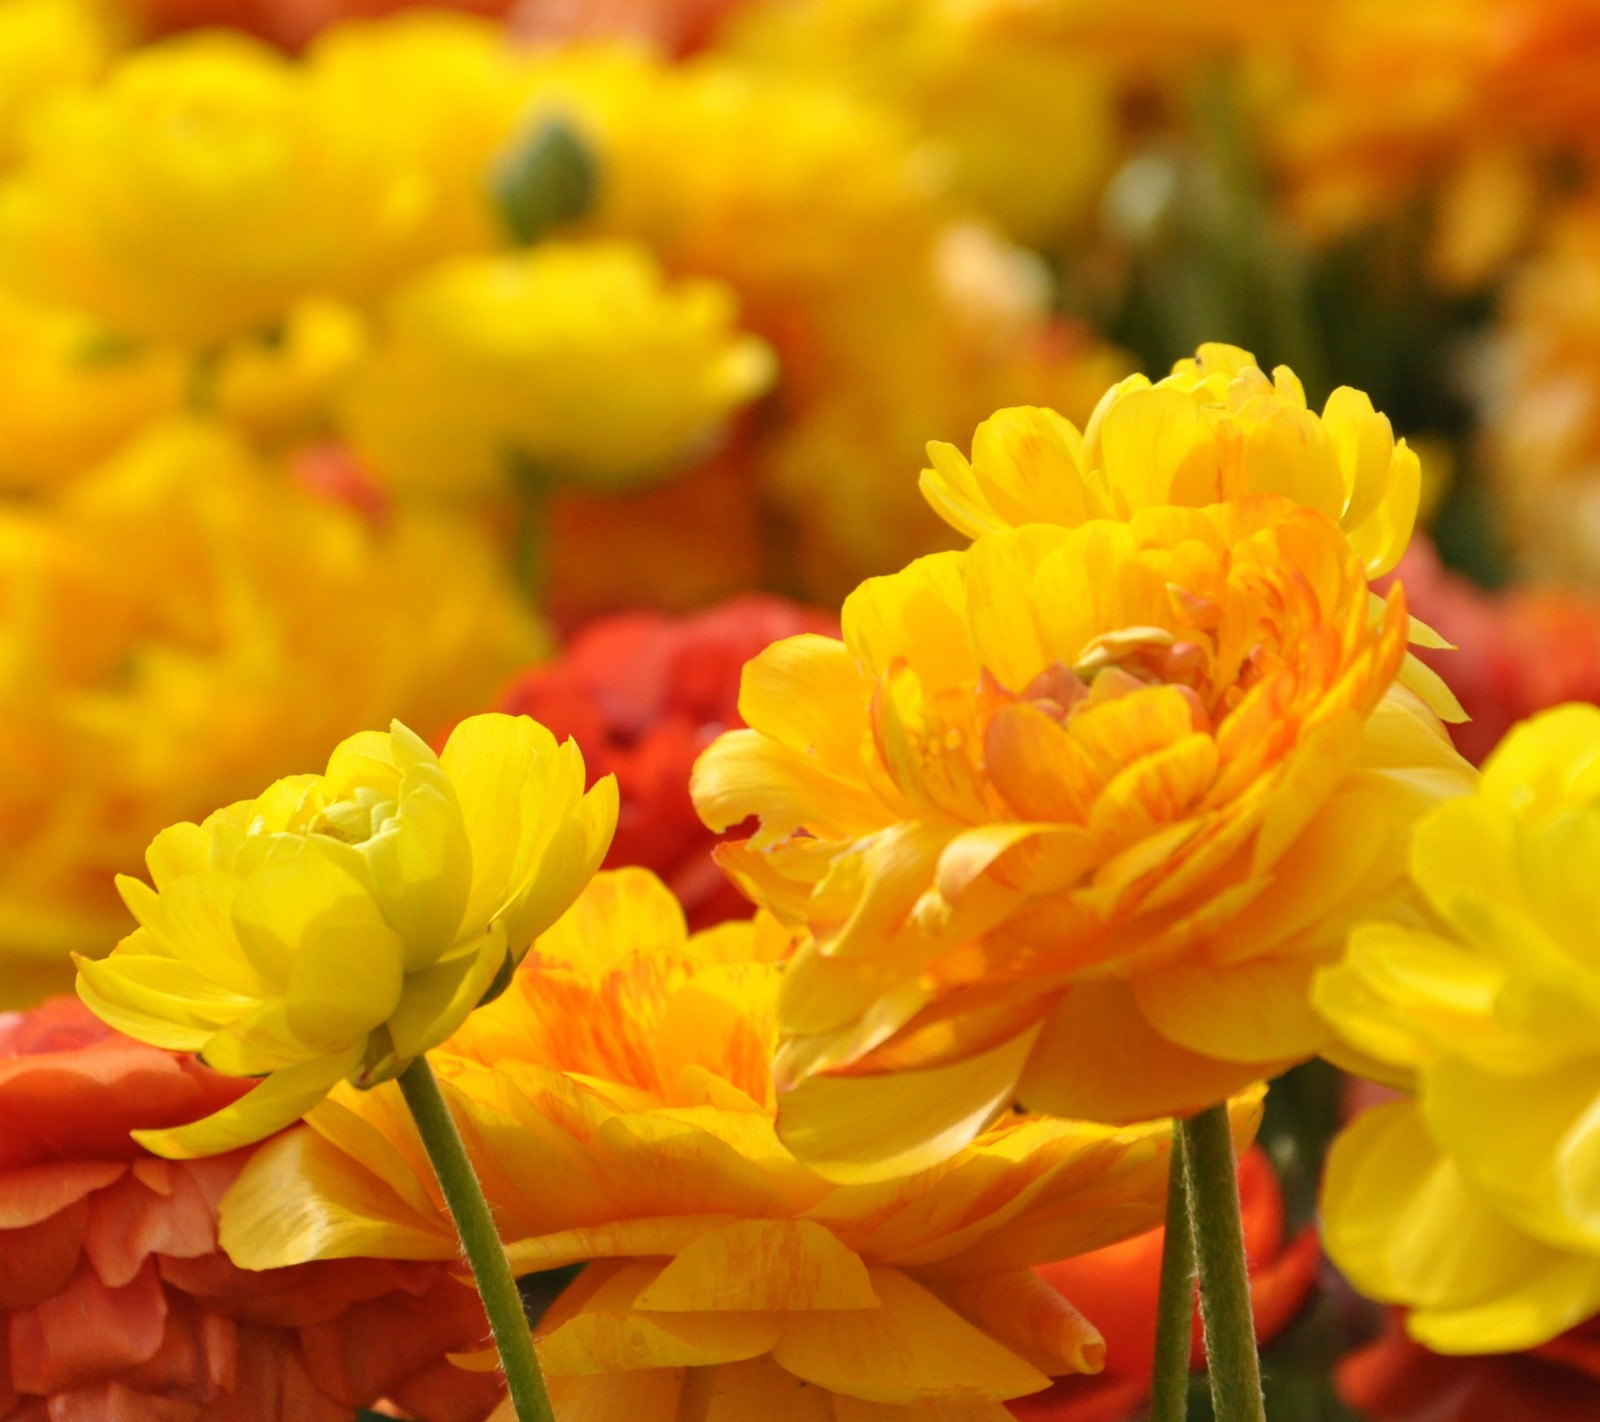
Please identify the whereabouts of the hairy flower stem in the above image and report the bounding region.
[1182,1103,1266,1422]
[398,1055,556,1422]
[1148,1123,1196,1422]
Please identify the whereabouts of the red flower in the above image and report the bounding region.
[1391,536,1600,764]
[0,997,504,1422]
[1340,1312,1600,1422]
[499,594,835,929]
[1010,1148,1321,1422]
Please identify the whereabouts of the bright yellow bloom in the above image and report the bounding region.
[923,343,1422,579]
[0,31,422,344]
[221,867,1262,1419]
[1318,703,1600,1354]
[0,419,542,1009]
[77,713,617,1158]
[0,289,183,492]
[694,498,1475,1180]
[342,241,775,497]
[0,0,122,166]
[727,0,1117,247]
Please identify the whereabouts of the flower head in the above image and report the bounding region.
[343,241,774,497]
[75,711,616,1158]
[1319,702,1600,1353]
[922,344,1422,580]
[694,496,1475,1179]
[0,994,504,1422]
[220,868,1261,1420]
[0,418,541,1008]
[499,595,835,929]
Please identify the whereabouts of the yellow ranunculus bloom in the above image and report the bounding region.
[76,713,618,1159]
[0,418,542,1009]
[694,498,1476,1181]
[0,289,183,492]
[0,31,422,345]
[1318,702,1600,1354]
[0,0,122,166]
[922,344,1422,579]
[220,867,1263,1419]
[342,241,775,497]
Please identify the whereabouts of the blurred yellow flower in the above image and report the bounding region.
[221,867,1263,1418]
[0,0,122,165]
[694,498,1475,1179]
[343,241,774,497]
[923,343,1421,579]
[77,712,617,1158]
[1319,703,1600,1353]
[727,0,1117,248]
[0,31,423,345]
[0,289,183,492]
[0,419,543,1010]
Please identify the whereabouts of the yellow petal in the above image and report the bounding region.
[132,1043,362,1159]
[1130,955,1326,1066]
[637,1220,876,1313]
[771,1266,1050,1404]
[679,1356,833,1422]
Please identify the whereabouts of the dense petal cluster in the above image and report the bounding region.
[219,868,1259,1420]
[922,343,1422,580]
[695,494,1474,1178]
[499,595,835,928]
[344,242,774,496]
[1012,1146,1319,1421]
[0,995,504,1422]
[0,419,540,1009]
[1318,703,1600,1351]
[76,712,616,1156]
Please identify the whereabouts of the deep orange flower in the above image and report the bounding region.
[500,595,834,928]
[1339,1312,1600,1422]
[0,996,503,1422]
[1384,537,1600,765]
[1009,1148,1320,1422]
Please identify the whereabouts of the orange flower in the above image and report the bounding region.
[499,595,835,928]
[1339,1312,1600,1422]
[0,996,503,1422]
[1011,1148,1320,1422]
[222,869,1262,1420]
[694,498,1475,1178]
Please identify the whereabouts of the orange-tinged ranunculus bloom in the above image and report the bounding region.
[693,495,1475,1180]
[219,868,1262,1421]
[1011,1147,1320,1421]
[0,995,505,1421]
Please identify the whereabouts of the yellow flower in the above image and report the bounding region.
[923,343,1422,580]
[693,498,1475,1180]
[1318,702,1600,1354]
[77,712,617,1159]
[220,867,1263,1419]
[727,0,1117,248]
[306,13,538,265]
[0,289,183,492]
[0,0,122,166]
[342,241,774,497]
[0,31,423,344]
[0,418,542,1009]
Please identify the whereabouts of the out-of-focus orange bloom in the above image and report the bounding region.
[1010,1148,1320,1422]
[0,995,504,1422]
[1339,1313,1600,1422]
[123,0,512,53]
[1385,537,1600,765]
[514,0,746,55]
[499,594,835,928]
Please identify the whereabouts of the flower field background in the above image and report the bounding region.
[6,1,1600,1419]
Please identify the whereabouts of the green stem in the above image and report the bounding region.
[398,1055,556,1422]
[1181,1103,1266,1422]
[1148,1122,1196,1422]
